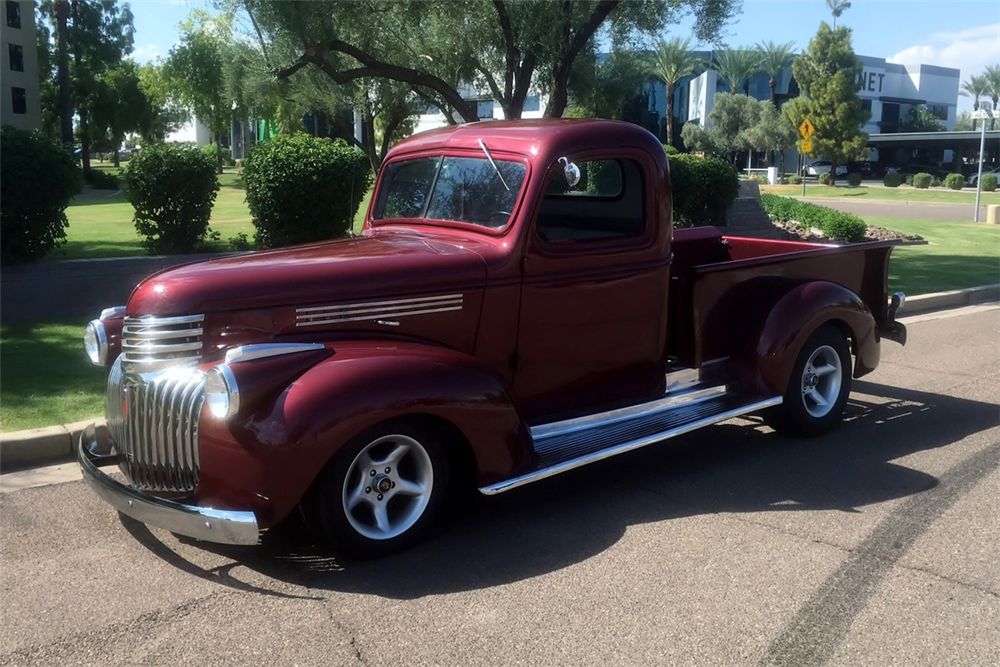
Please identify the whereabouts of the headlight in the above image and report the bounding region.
[84,320,107,366]
[204,364,240,420]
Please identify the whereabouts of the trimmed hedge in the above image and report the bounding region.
[667,152,740,227]
[847,172,862,187]
[884,172,902,188]
[943,173,965,190]
[818,172,833,186]
[0,125,81,262]
[124,143,220,254]
[84,168,120,190]
[760,192,867,243]
[912,172,933,189]
[242,133,373,248]
[982,173,998,192]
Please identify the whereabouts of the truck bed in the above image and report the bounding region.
[669,227,898,368]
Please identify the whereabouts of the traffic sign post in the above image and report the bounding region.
[971,109,996,222]
[799,118,815,195]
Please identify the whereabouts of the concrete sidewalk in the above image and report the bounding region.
[2,284,997,473]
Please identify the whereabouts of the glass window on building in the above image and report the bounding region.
[11,86,26,113]
[6,1,20,29]
[929,104,949,121]
[8,43,24,71]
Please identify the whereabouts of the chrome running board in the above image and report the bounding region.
[479,391,781,495]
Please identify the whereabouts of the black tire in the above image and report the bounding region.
[302,419,450,558]
[767,324,852,437]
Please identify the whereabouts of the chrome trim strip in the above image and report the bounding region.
[78,425,259,546]
[124,313,206,326]
[225,342,327,364]
[530,385,728,440]
[295,294,463,327]
[480,396,783,496]
[100,306,126,319]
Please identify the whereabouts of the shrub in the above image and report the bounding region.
[912,172,933,189]
[83,168,120,190]
[943,173,965,190]
[818,172,833,186]
[201,142,236,168]
[755,174,769,185]
[663,144,680,156]
[668,153,740,227]
[982,173,998,192]
[760,192,867,243]
[789,174,803,185]
[883,171,902,188]
[0,125,81,262]
[904,175,914,186]
[930,176,942,188]
[124,143,219,254]
[242,133,373,248]
[847,172,862,187]
[229,232,252,251]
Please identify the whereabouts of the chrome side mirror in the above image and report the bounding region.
[558,157,581,187]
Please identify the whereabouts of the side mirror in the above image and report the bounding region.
[558,157,581,187]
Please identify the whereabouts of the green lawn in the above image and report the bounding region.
[764,183,1000,205]
[0,318,106,432]
[869,218,1000,295]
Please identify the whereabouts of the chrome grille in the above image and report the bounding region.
[122,314,204,370]
[106,356,204,492]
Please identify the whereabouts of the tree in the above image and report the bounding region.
[953,110,974,132]
[649,36,703,147]
[37,1,135,168]
[745,99,797,172]
[242,0,738,122]
[89,61,156,166]
[135,62,189,142]
[899,104,946,133]
[787,22,868,183]
[712,47,760,95]
[959,74,987,130]
[164,12,232,174]
[756,40,796,105]
[984,64,1000,130]
[567,47,650,121]
[825,0,851,28]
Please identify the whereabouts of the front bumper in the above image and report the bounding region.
[78,424,260,546]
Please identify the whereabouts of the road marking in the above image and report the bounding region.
[900,302,999,324]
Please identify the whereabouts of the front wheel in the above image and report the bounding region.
[767,324,852,437]
[303,420,449,558]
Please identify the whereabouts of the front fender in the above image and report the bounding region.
[736,281,879,397]
[196,341,531,526]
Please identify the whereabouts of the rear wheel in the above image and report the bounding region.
[768,324,852,436]
[303,420,449,558]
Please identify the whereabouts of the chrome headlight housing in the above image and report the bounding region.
[84,320,108,366]
[204,364,240,420]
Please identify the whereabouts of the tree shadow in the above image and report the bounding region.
[124,381,999,599]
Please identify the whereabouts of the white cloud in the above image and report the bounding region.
[888,23,1000,112]
[129,43,162,64]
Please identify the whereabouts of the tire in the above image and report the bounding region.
[767,324,852,437]
[302,420,450,558]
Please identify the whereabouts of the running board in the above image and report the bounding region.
[479,393,782,495]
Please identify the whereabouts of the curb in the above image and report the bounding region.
[2,285,998,473]
[0,420,106,472]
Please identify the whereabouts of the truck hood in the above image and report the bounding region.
[127,232,489,316]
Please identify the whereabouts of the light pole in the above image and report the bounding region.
[971,108,996,223]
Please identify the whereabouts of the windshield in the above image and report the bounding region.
[373,155,526,229]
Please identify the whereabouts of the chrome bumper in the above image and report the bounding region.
[882,291,907,345]
[78,424,260,546]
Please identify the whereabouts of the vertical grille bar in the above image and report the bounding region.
[105,356,205,493]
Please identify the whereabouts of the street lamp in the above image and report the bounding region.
[971,108,997,223]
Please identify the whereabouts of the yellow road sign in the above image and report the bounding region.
[799,118,815,139]
[801,139,812,152]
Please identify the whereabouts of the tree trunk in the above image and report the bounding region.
[216,135,223,174]
[665,82,675,146]
[54,1,73,145]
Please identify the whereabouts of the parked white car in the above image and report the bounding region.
[803,160,848,177]
[966,166,998,187]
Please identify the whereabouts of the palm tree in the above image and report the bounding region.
[826,0,852,28]
[649,36,703,148]
[960,74,988,130]
[757,40,796,105]
[984,64,1000,130]
[713,47,761,96]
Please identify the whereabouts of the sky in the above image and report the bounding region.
[126,0,1000,113]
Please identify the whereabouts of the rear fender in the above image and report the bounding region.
[196,341,531,526]
[734,281,879,397]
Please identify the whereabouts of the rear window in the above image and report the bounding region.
[374,155,526,228]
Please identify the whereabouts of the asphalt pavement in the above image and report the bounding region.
[1,303,998,666]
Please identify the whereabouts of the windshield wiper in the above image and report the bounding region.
[478,138,510,191]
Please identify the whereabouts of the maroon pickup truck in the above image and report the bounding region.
[80,119,906,556]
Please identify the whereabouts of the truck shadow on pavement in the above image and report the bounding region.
[121,380,999,600]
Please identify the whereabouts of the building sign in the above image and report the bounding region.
[858,69,885,95]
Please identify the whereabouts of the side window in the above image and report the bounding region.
[537,159,645,242]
